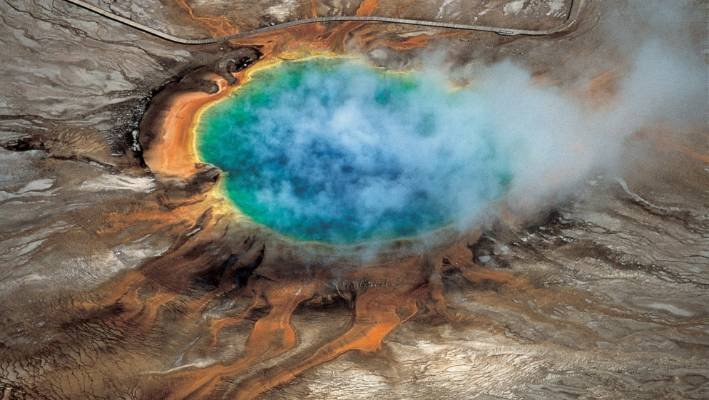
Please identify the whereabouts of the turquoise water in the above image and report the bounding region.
[196,58,512,244]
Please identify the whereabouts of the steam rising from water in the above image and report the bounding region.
[198,59,515,243]
[197,0,704,245]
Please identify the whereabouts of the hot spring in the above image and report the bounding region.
[196,58,514,244]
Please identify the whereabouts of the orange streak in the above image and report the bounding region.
[233,286,419,400]
[586,70,618,105]
[462,268,527,290]
[175,0,238,37]
[144,76,229,178]
[634,129,709,164]
[165,282,315,399]
[655,136,709,164]
[356,0,379,16]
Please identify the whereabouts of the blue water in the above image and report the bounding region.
[196,58,512,244]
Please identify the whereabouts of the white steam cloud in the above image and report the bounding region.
[411,0,705,218]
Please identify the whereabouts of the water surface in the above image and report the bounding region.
[196,58,512,244]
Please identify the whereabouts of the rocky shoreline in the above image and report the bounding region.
[138,46,261,179]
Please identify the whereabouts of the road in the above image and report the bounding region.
[59,0,584,45]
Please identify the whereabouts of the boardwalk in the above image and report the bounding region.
[60,0,584,45]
